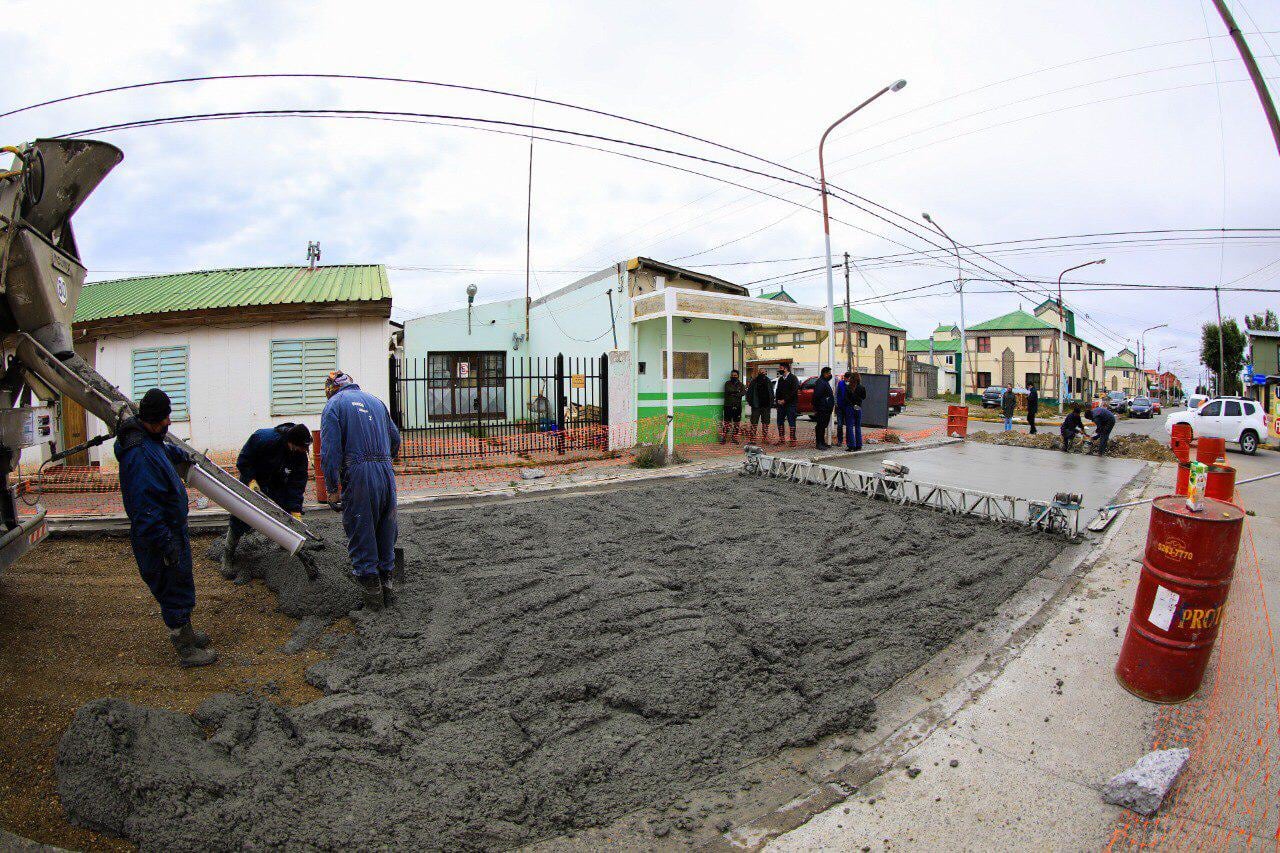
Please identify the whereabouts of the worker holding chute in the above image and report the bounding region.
[116,389,216,668]
[220,423,313,582]
[320,370,401,611]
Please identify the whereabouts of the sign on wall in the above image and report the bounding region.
[571,373,586,389]
[457,361,470,379]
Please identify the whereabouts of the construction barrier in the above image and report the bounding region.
[946,404,969,438]
[1205,464,1237,503]
[1196,436,1226,464]
[1171,422,1192,463]
[12,414,947,518]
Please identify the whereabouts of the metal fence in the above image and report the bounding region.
[390,352,609,459]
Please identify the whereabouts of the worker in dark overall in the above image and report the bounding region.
[220,422,313,582]
[1086,403,1117,455]
[720,369,745,444]
[116,388,216,668]
[1060,404,1084,451]
[320,370,401,611]
[812,366,835,450]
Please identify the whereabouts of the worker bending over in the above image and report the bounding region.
[221,422,313,582]
[116,389,216,668]
[1086,403,1117,455]
[320,370,401,611]
[1060,404,1084,451]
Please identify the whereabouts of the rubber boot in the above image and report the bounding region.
[359,575,384,611]
[380,572,396,607]
[219,526,242,580]
[170,623,218,668]
[787,426,797,447]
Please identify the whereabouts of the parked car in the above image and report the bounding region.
[981,386,1004,408]
[1129,396,1156,418]
[1151,399,1162,415]
[1165,397,1267,455]
[797,377,902,418]
[1185,393,1209,411]
[1105,391,1129,413]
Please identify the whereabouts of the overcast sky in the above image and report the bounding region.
[5,0,1279,390]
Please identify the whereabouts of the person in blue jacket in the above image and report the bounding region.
[116,389,216,668]
[320,370,401,611]
[220,422,313,582]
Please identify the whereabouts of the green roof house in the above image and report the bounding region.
[964,308,1105,399]
[70,264,394,455]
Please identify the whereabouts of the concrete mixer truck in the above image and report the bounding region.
[0,137,313,568]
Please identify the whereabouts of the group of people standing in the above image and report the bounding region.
[116,370,400,668]
[720,365,866,451]
[997,383,1116,454]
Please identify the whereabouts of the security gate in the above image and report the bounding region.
[390,353,609,459]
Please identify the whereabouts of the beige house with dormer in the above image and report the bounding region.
[960,305,1104,400]
[1104,348,1140,397]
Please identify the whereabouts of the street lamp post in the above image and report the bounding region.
[922,212,965,397]
[820,79,907,373]
[1054,259,1105,414]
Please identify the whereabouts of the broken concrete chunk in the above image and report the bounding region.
[1101,748,1190,815]
[519,468,547,480]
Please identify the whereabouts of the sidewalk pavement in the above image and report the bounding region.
[768,457,1279,851]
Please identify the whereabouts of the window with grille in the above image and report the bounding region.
[1025,336,1040,353]
[857,331,868,347]
[131,346,190,421]
[662,351,709,380]
[976,337,991,353]
[270,338,338,415]
[976,372,992,388]
[889,336,899,351]
[1026,372,1041,389]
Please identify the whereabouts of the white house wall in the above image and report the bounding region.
[83,316,390,459]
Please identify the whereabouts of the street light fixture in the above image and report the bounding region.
[1138,323,1167,372]
[922,212,965,396]
[819,79,907,373]
[1055,259,1105,414]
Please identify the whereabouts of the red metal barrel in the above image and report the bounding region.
[1196,436,1226,464]
[1205,463,1236,502]
[946,404,969,438]
[1174,461,1190,496]
[1170,423,1192,463]
[1116,496,1245,703]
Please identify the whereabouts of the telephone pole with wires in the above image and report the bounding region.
[843,252,853,371]
[1211,0,1280,158]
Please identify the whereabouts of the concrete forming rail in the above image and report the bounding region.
[742,448,1081,537]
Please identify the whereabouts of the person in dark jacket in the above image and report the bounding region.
[220,422,313,581]
[720,370,746,444]
[812,366,835,449]
[1060,404,1084,451]
[774,364,800,446]
[840,371,866,451]
[116,389,216,668]
[1086,403,1116,454]
[835,372,849,446]
[746,366,773,443]
[1000,383,1016,431]
[1026,383,1039,434]
[320,370,402,611]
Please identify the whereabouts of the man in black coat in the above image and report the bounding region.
[1027,383,1039,434]
[720,369,746,444]
[1086,403,1117,454]
[1060,403,1084,451]
[774,364,800,446]
[221,422,313,582]
[812,366,835,449]
[746,366,774,443]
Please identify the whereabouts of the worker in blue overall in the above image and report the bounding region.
[116,389,216,668]
[320,370,401,611]
[220,422,313,583]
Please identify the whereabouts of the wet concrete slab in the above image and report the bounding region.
[822,441,1146,517]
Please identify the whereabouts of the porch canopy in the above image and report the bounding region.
[632,287,829,450]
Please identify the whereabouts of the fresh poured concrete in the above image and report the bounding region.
[824,441,1146,517]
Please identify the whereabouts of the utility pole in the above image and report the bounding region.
[1215,284,1226,393]
[524,124,534,342]
[1212,0,1280,158]
[843,252,853,372]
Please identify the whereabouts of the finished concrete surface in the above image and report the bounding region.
[824,440,1146,517]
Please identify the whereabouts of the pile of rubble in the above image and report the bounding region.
[968,430,1175,462]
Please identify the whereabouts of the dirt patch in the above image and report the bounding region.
[55,475,1063,850]
[968,429,1175,462]
[0,533,331,851]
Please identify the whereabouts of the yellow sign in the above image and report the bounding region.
[571,374,586,389]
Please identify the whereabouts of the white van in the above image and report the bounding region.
[1165,397,1266,454]
[1185,393,1209,411]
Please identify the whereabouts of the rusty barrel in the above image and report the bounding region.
[1196,436,1226,464]
[1174,461,1190,496]
[1116,496,1245,703]
[946,404,969,438]
[1170,422,1192,462]
[1205,463,1236,502]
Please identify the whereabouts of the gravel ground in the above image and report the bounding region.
[968,430,1176,462]
[56,474,1064,851]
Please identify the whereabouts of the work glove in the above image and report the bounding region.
[248,480,260,493]
[290,511,303,520]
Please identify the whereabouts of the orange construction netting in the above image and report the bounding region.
[1108,516,1280,848]
[13,414,946,518]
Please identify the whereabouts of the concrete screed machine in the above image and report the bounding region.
[0,137,313,569]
